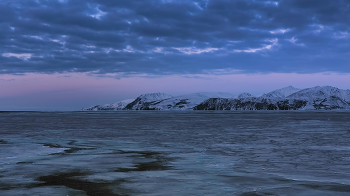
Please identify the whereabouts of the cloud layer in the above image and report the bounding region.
[1,0,349,75]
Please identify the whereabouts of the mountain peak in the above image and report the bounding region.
[238,92,252,99]
[137,93,173,102]
[261,86,301,98]
[287,86,350,102]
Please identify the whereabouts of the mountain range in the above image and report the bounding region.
[83,86,350,111]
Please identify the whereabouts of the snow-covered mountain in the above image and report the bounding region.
[261,86,301,98]
[125,92,234,110]
[124,93,173,110]
[193,97,307,110]
[83,86,350,111]
[195,86,350,110]
[286,86,350,110]
[237,92,252,99]
[83,99,134,111]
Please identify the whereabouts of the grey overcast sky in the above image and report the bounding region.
[1,0,350,74]
[1,0,350,110]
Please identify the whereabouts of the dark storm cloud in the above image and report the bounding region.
[0,0,349,75]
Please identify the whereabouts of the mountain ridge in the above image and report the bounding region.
[83,86,350,111]
[261,86,301,98]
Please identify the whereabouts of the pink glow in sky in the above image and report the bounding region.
[1,72,350,111]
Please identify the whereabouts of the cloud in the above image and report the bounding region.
[173,47,219,55]
[2,53,32,61]
[269,28,292,34]
[233,39,278,53]
[88,5,107,20]
[333,31,350,39]
[287,37,305,46]
[24,35,44,40]
[0,0,349,75]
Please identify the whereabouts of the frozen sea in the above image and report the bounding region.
[1,111,350,196]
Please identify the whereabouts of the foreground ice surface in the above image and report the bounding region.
[1,111,350,195]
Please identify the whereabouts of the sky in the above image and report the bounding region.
[0,0,350,111]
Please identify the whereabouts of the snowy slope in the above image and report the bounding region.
[145,92,235,110]
[261,86,301,98]
[287,86,350,109]
[85,92,234,111]
[195,86,350,110]
[83,99,134,111]
[135,93,173,102]
[194,97,307,110]
[237,93,252,99]
[124,93,173,110]
[83,86,350,111]
[288,86,350,101]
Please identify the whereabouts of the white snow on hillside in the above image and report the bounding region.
[83,86,350,111]
[136,93,173,102]
[83,99,134,111]
[238,92,252,99]
[149,92,235,110]
[111,99,135,108]
[261,86,301,98]
[124,93,173,110]
[287,86,350,110]
[287,86,350,101]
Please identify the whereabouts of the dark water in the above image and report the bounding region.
[1,111,350,196]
